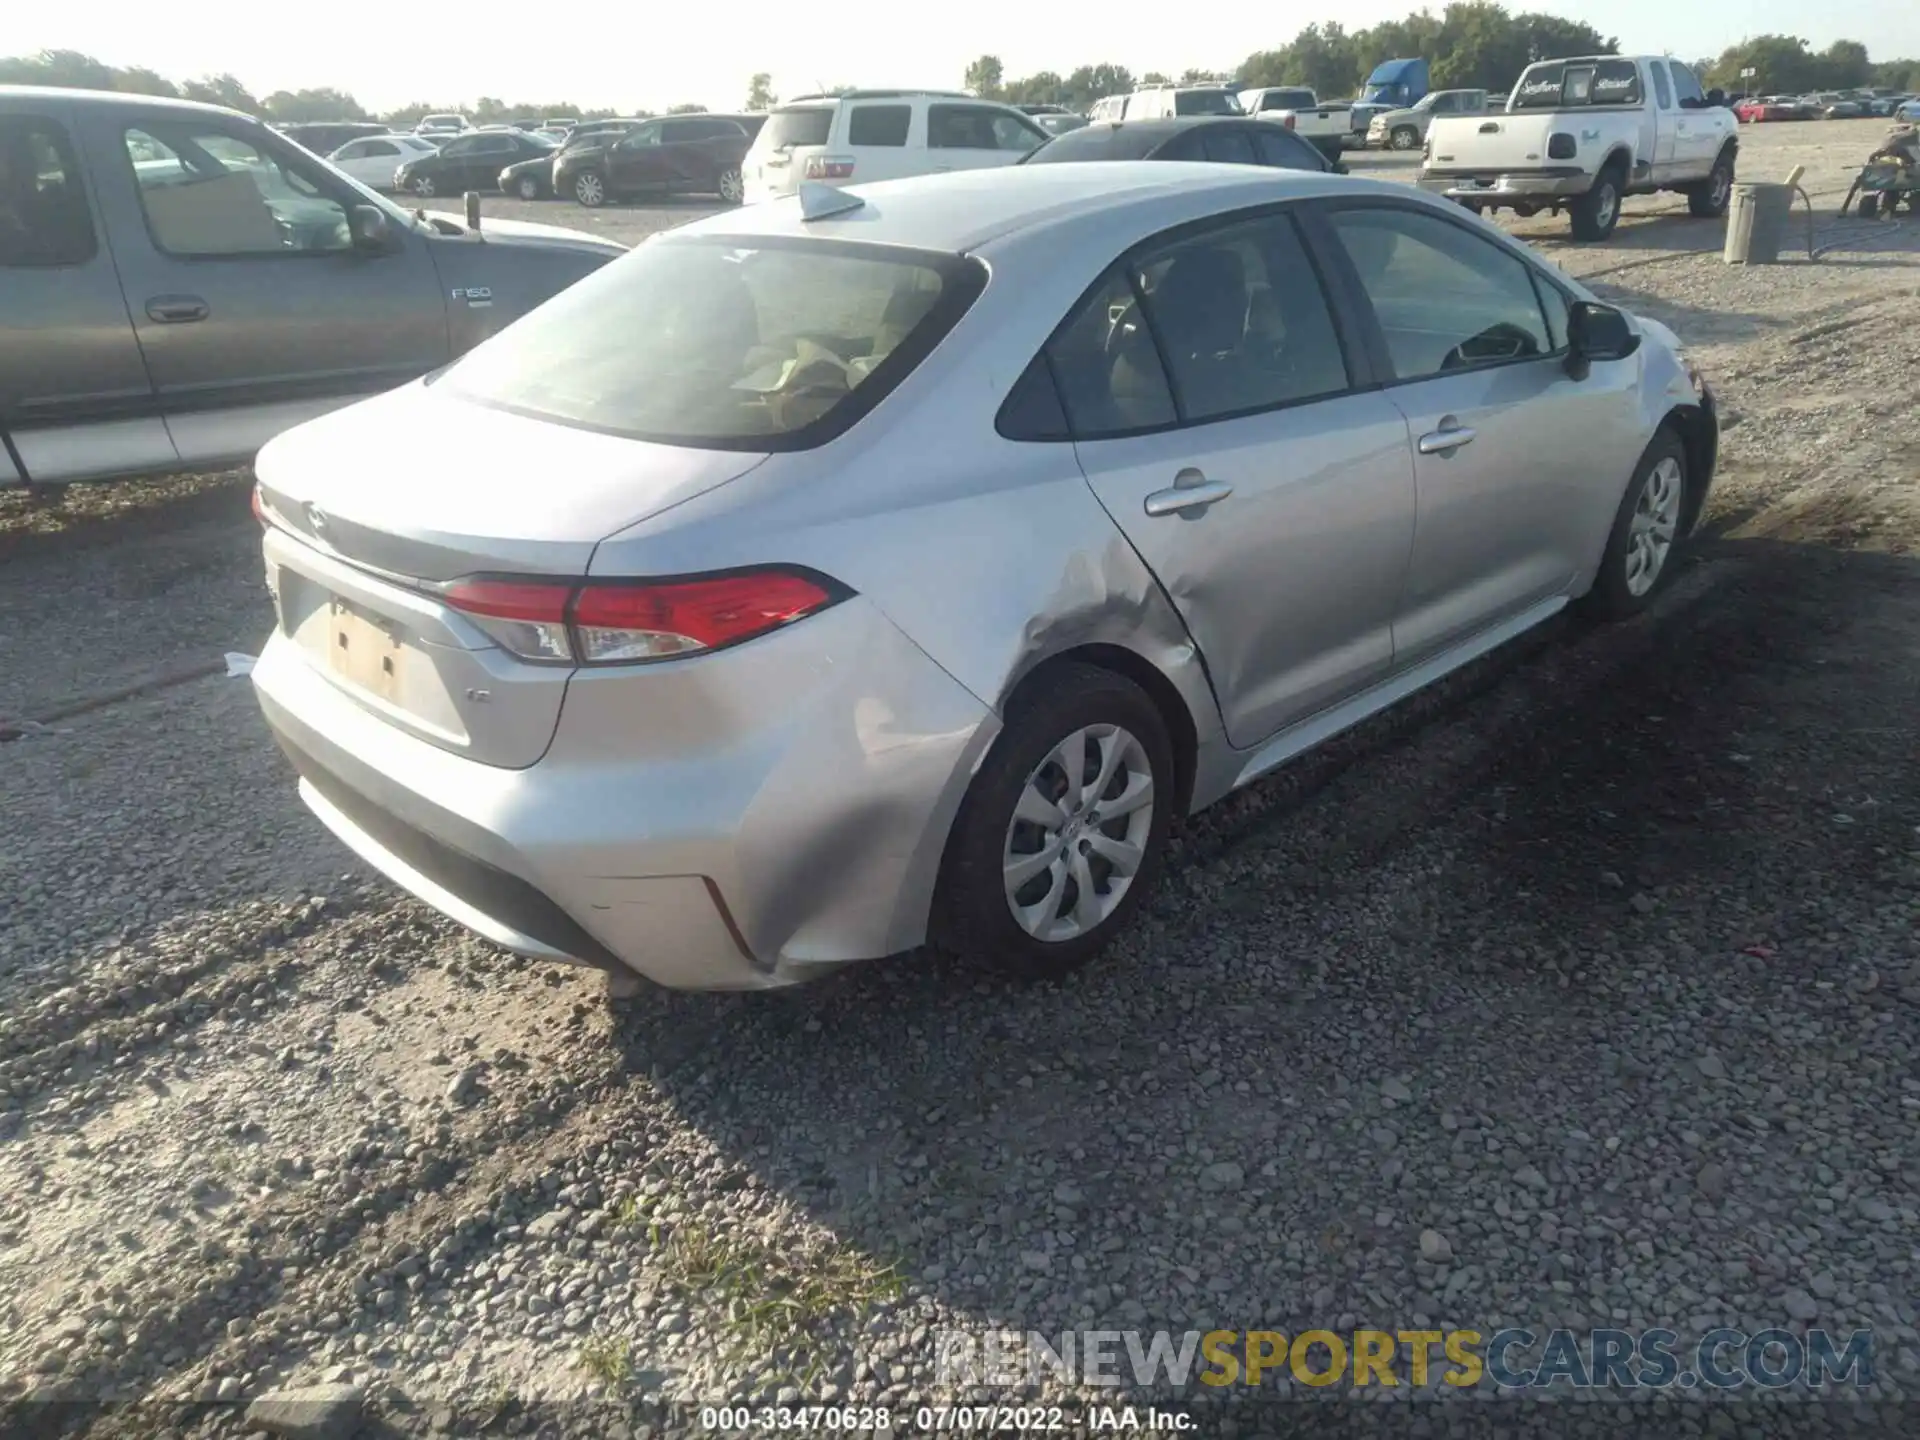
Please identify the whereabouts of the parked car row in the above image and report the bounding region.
[1735,92,1916,122]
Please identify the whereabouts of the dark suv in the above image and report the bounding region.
[394,129,556,198]
[556,114,766,207]
[1020,116,1342,173]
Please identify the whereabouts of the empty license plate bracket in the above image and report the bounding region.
[328,598,405,702]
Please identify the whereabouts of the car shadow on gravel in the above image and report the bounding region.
[601,530,1918,1353]
[1580,278,1780,345]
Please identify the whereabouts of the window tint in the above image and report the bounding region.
[365,140,399,157]
[758,107,832,149]
[440,237,980,449]
[1328,206,1552,380]
[1044,266,1176,438]
[1154,132,1206,162]
[1670,63,1706,107]
[658,120,698,144]
[1251,126,1325,171]
[0,116,97,267]
[996,354,1071,441]
[846,104,910,147]
[1649,62,1673,110]
[1175,90,1241,116]
[1512,59,1642,109]
[125,124,350,257]
[929,105,1043,151]
[1131,212,1348,421]
[1260,90,1315,112]
[1200,128,1257,164]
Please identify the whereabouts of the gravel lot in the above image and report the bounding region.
[2,119,1917,1438]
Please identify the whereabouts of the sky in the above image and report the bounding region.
[13,0,1918,113]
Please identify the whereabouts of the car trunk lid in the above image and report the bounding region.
[255,383,768,768]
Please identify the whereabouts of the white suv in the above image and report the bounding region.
[741,90,1048,204]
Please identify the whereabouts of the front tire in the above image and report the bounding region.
[515,175,541,200]
[1686,150,1735,218]
[411,176,437,197]
[1579,429,1690,621]
[1390,125,1420,151]
[1569,164,1624,241]
[573,171,606,207]
[934,664,1173,981]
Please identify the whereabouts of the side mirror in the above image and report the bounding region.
[1566,300,1640,378]
[349,204,399,254]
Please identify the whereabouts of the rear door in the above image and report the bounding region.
[93,106,449,471]
[1313,199,1642,665]
[1056,210,1417,746]
[925,103,1047,174]
[0,103,174,483]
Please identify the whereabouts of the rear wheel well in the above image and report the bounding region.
[1002,645,1198,818]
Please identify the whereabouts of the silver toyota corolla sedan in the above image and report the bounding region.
[250,163,1718,993]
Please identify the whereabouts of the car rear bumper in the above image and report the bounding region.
[252,595,998,991]
[1419,167,1591,201]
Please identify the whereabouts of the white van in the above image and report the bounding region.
[741,90,1048,204]
[1087,86,1245,123]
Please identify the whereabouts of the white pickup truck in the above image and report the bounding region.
[1418,55,1738,241]
[1237,86,1352,162]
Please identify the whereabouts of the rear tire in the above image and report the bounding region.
[934,664,1173,982]
[1569,163,1624,241]
[717,166,744,204]
[573,171,606,207]
[1578,429,1690,622]
[1686,149,1735,217]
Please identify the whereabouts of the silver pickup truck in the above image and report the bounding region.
[1,86,625,487]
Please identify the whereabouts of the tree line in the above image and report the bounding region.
[4,6,1917,129]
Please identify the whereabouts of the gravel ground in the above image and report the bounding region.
[1,119,1917,1438]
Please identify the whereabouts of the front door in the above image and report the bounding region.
[1059,210,1417,747]
[93,109,448,469]
[1315,201,1642,666]
[0,106,173,482]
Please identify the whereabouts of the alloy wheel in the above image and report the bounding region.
[1624,456,1683,596]
[517,176,539,200]
[1002,724,1155,944]
[1595,180,1619,230]
[1391,127,1418,150]
[412,176,436,197]
[575,172,605,206]
[718,167,744,203]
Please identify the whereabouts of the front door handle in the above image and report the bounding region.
[1416,422,1476,455]
[146,295,209,324]
[1144,471,1234,518]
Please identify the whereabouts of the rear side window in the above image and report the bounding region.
[1044,266,1177,438]
[928,105,1044,151]
[1252,127,1326,171]
[1176,91,1241,116]
[1649,63,1673,110]
[0,116,97,267]
[1200,128,1257,164]
[996,355,1071,441]
[758,107,833,149]
[846,105,910,147]
[438,236,985,451]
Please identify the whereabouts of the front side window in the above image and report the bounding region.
[1200,128,1257,165]
[928,105,1042,151]
[1130,212,1348,421]
[1670,63,1706,107]
[1251,127,1325,170]
[439,236,983,450]
[846,104,910,147]
[1327,206,1553,380]
[0,116,97,267]
[364,140,400,158]
[124,124,349,257]
[441,136,480,156]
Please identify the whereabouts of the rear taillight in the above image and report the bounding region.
[803,155,855,180]
[1283,114,1296,130]
[443,569,840,666]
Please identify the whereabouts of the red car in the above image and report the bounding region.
[1736,97,1798,123]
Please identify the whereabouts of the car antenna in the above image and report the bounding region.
[797,182,865,221]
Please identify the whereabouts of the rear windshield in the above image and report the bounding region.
[1175,91,1242,116]
[437,236,986,451]
[1511,59,1643,109]
[756,107,833,150]
[1021,126,1160,163]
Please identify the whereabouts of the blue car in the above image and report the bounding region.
[1896,99,1920,122]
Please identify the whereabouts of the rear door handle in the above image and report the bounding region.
[1144,475,1234,517]
[1416,423,1476,455]
[146,295,209,324]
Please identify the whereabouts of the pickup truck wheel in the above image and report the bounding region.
[1579,429,1689,621]
[410,176,437,198]
[1569,165,1623,241]
[1687,151,1735,217]
[1390,125,1420,150]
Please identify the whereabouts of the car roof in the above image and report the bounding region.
[0,84,256,122]
[670,161,1382,253]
